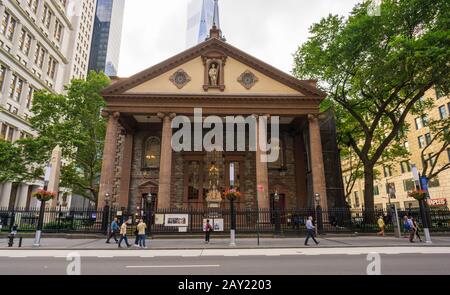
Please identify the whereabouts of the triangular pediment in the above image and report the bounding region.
[102,38,325,98]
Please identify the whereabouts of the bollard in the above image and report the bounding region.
[8,234,14,247]
[18,237,23,248]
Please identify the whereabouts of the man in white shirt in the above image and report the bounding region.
[304,216,319,246]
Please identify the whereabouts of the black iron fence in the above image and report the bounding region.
[0,206,449,235]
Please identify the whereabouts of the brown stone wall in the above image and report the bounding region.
[268,134,298,209]
[112,126,125,208]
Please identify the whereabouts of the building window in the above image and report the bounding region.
[47,56,57,79]
[42,5,53,29]
[27,0,39,14]
[383,166,392,177]
[18,29,32,55]
[435,86,445,99]
[143,137,161,169]
[354,191,360,208]
[386,183,396,199]
[0,64,6,91]
[400,161,411,174]
[403,179,416,192]
[34,43,46,68]
[425,133,432,145]
[374,185,380,196]
[26,86,34,109]
[187,161,201,200]
[428,177,440,188]
[0,123,16,142]
[415,117,423,130]
[54,20,63,43]
[8,74,23,102]
[1,12,17,41]
[418,135,426,149]
[404,141,410,152]
[439,105,448,120]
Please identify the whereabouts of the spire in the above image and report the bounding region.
[207,0,226,41]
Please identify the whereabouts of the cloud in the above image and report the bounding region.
[118,0,361,77]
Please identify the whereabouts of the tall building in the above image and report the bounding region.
[0,0,96,210]
[342,89,450,211]
[88,0,125,77]
[186,0,220,48]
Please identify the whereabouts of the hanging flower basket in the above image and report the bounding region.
[224,188,241,201]
[32,189,57,202]
[407,190,427,201]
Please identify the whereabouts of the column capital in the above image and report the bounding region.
[308,114,320,121]
[157,113,176,120]
[101,110,120,119]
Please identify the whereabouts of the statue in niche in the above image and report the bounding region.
[209,63,218,86]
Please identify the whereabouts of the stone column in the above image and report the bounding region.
[1,69,13,106]
[11,22,23,55]
[255,115,270,210]
[118,131,134,208]
[157,113,176,209]
[0,182,12,208]
[308,114,328,210]
[15,184,29,209]
[98,111,120,209]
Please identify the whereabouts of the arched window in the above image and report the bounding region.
[143,137,161,169]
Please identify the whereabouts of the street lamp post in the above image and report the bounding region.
[145,193,153,238]
[273,191,281,237]
[33,164,51,247]
[314,193,323,236]
[411,165,432,243]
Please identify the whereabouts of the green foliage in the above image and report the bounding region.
[0,140,29,183]
[293,0,450,208]
[22,72,110,202]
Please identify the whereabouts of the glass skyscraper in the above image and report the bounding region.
[88,0,125,77]
[186,0,220,48]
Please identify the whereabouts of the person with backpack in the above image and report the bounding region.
[205,219,213,244]
[403,216,415,243]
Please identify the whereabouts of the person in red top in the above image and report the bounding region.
[205,219,213,244]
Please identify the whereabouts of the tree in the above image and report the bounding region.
[23,72,110,203]
[293,0,450,210]
[341,146,364,203]
[420,116,450,183]
[0,140,31,183]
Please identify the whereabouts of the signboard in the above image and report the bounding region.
[116,211,123,216]
[203,219,224,232]
[178,227,187,233]
[155,214,165,225]
[164,214,189,227]
[429,198,447,207]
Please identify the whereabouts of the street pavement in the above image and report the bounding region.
[0,248,449,275]
[1,235,450,249]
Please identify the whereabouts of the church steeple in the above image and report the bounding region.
[207,0,226,41]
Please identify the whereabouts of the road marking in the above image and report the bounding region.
[126,265,220,269]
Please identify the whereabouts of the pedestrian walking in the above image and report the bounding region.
[403,216,415,243]
[106,217,120,244]
[304,216,319,246]
[377,216,385,236]
[11,224,18,236]
[137,219,147,248]
[134,219,140,247]
[118,219,131,248]
[412,217,423,242]
[0,219,3,232]
[204,219,213,244]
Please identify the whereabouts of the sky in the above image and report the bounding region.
[117,0,362,77]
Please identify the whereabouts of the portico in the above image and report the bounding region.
[98,26,341,212]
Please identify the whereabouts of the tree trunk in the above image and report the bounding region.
[362,165,376,224]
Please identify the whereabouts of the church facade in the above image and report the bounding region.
[98,26,345,212]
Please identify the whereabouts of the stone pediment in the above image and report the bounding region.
[102,37,326,98]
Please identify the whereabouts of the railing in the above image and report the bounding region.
[0,206,449,234]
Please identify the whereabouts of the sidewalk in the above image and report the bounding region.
[2,235,450,250]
